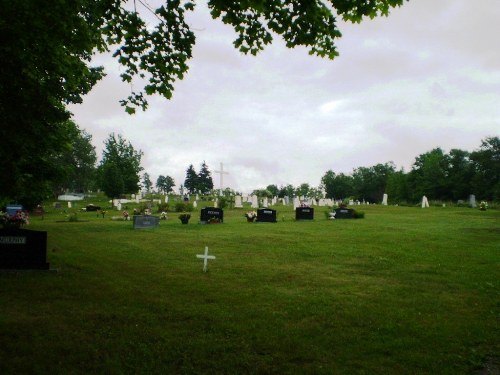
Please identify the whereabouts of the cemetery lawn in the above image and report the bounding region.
[1,204,499,374]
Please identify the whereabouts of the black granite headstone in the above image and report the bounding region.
[0,228,49,270]
[334,208,354,219]
[296,207,314,220]
[256,208,277,223]
[200,207,224,223]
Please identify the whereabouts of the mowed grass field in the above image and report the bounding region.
[1,202,498,374]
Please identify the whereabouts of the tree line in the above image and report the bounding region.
[320,137,499,203]
[1,123,497,209]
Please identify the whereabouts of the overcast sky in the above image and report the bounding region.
[69,0,500,194]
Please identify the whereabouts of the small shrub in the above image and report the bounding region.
[353,210,365,219]
[218,197,227,210]
[157,202,169,212]
[68,212,78,222]
[175,202,193,212]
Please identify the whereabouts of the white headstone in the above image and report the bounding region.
[214,199,218,208]
[469,194,476,208]
[165,195,169,203]
[193,200,198,208]
[235,195,243,208]
[421,195,429,208]
[382,194,388,206]
[67,201,72,208]
[117,202,122,211]
[262,197,269,207]
[251,195,259,209]
[196,246,216,272]
[135,196,140,204]
[293,197,300,210]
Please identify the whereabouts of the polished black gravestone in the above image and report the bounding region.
[200,207,224,223]
[133,215,160,229]
[334,207,354,219]
[295,207,314,220]
[0,228,49,270]
[256,208,277,223]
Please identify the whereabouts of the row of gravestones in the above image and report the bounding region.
[134,206,355,228]
[0,206,354,270]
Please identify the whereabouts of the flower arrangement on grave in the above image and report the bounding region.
[122,211,130,220]
[479,201,488,211]
[208,216,221,224]
[0,210,30,229]
[245,211,257,222]
[178,213,191,224]
[160,211,168,220]
[100,210,106,218]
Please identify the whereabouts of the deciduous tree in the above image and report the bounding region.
[470,137,500,201]
[97,134,143,198]
[0,0,406,205]
[156,175,175,194]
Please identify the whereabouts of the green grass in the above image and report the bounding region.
[1,202,499,374]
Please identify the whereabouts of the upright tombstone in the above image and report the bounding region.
[469,194,476,208]
[256,208,277,223]
[235,195,243,208]
[193,200,198,208]
[293,197,300,210]
[296,207,314,220]
[382,194,388,206]
[0,228,49,270]
[133,215,160,229]
[117,202,122,211]
[5,204,24,217]
[262,197,269,207]
[200,207,224,223]
[334,207,355,219]
[251,195,259,209]
[421,195,429,208]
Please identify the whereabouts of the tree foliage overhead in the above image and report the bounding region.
[0,0,406,206]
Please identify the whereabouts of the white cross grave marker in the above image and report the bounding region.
[196,246,216,272]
